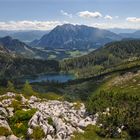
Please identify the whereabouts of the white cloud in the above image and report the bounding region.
[126,17,140,23]
[0,20,140,31]
[90,22,140,29]
[60,10,72,18]
[0,20,63,30]
[78,11,102,18]
[104,15,113,20]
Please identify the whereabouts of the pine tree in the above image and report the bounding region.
[7,81,15,92]
[23,81,35,96]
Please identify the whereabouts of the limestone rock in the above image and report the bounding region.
[0,136,6,140]
[7,107,14,117]
[7,135,19,140]
[2,99,14,107]
[0,107,8,117]
[28,100,96,140]
[0,119,11,132]
[27,128,33,135]
[6,92,15,98]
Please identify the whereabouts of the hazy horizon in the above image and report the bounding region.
[0,0,139,31]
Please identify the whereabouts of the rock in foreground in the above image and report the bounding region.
[0,92,96,140]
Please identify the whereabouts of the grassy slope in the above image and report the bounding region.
[72,125,120,140]
[71,60,140,140]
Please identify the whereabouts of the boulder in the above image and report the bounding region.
[20,94,28,103]
[0,107,8,117]
[46,135,53,140]
[0,120,11,132]
[0,136,6,140]
[7,107,14,117]
[29,96,40,104]
[6,92,15,98]
[27,98,96,140]
[2,99,14,107]
[7,135,19,140]
[27,128,33,135]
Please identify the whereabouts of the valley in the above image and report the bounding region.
[0,24,140,140]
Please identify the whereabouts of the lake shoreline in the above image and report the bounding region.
[15,72,76,83]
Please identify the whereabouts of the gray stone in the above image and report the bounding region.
[7,135,19,140]
[7,107,14,117]
[0,107,8,117]
[0,136,6,140]
[0,120,11,132]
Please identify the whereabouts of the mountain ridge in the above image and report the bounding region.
[0,30,49,43]
[30,24,122,49]
[119,30,140,39]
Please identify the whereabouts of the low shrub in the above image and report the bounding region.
[47,117,53,126]
[9,109,36,138]
[15,95,22,101]
[10,100,22,111]
[30,126,45,140]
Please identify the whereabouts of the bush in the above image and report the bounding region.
[47,117,53,126]
[73,101,82,110]
[10,109,36,122]
[72,125,107,140]
[9,109,36,138]
[87,90,140,139]
[10,100,22,111]
[15,95,22,101]
[30,126,45,140]
[22,81,36,96]
[7,81,15,92]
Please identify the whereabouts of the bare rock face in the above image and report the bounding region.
[29,96,40,104]
[0,119,11,132]
[7,135,19,140]
[0,92,16,107]
[27,128,33,135]
[0,107,8,117]
[0,106,12,133]
[20,94,28,103]
[0,92,97,140]
[6,92,16,98]
[46,135,53,140]
[0,136,6,140]
[28,100,96,140]
[6,107,14,117]
[2,99,14,107]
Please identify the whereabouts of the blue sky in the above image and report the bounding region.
[0,0,139,30]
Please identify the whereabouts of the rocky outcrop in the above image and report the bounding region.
[28,100,96,140]
[0,92,97,140]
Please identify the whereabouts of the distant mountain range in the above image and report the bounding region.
[30,24,122,50]
[0,36,48,59]
[108,28,137,34]
[119,30,140,39]
[0,30,49,43]
[0,25,140,52]
[0,24,140,61]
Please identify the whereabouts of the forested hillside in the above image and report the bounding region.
[0,53,59,79]
[61,40,140,77]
